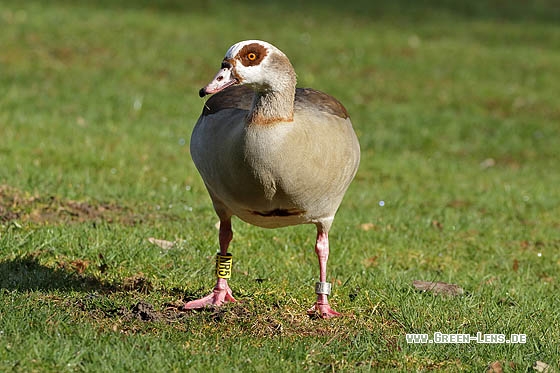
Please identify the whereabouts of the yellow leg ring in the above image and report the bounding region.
[216,253,233,279]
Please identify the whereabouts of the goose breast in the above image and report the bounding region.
[191,86,360,229]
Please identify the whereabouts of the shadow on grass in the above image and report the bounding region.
[0,255,116,293]
[0,256,193,323]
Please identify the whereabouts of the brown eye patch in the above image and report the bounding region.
[237,43,268,67]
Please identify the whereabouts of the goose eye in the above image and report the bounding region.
[247,52,257,61]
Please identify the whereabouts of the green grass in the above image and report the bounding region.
[1,0,559,371]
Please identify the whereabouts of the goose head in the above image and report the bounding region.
[199,40,296,97]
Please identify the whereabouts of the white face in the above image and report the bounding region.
[199,40,285,97]
[225,40,276,87]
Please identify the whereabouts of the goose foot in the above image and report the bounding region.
[182,284,236,310]
[307,302,341,319]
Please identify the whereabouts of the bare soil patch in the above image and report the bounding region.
[0,185,141,225]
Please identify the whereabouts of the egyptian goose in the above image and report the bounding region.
[186,40,360,318]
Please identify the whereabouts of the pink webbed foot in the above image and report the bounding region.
[307,302,342,319]
[182,284,236,310]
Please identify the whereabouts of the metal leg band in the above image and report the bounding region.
[216,253,232,279]
[315,281,332,295]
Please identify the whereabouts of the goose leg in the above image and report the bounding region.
[307,228,341,318]
[183,218,237,309]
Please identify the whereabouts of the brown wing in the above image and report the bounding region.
[201,85,349,120]
[295,88,349,119]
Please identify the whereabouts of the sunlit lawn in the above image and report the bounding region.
[1,0,559,371]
